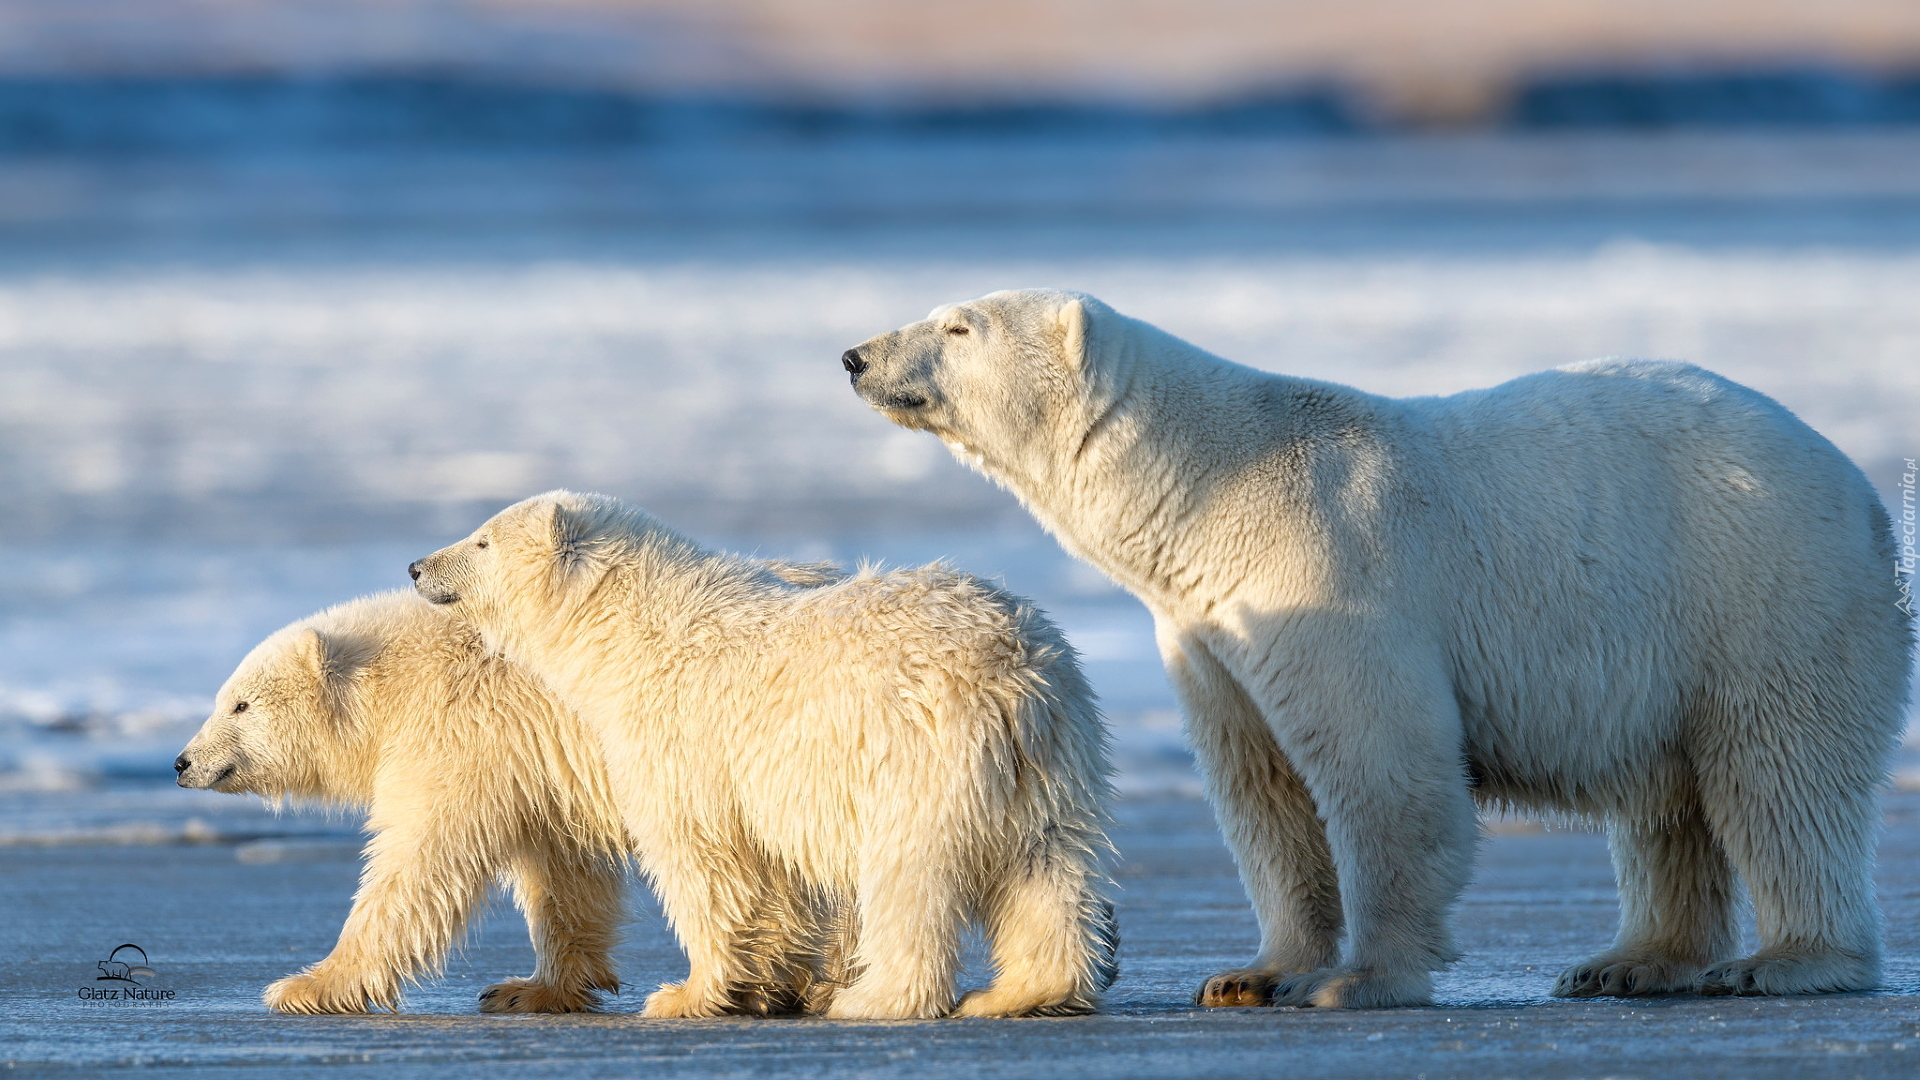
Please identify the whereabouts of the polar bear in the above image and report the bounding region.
[408,492,1118,1020]
[176,590,630,1014]
[842,289,1912,1008]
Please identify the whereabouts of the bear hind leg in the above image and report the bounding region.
[1691,692,1888,997]
[953,841,1116,1018]
[720,868,844,1016]
[1554,798,1737,998]
[481,846,624,1014]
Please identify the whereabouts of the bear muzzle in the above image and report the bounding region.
[417,583,461,605]
[409,558,462,605]
[174,751,238,790]
[841,342,935,413]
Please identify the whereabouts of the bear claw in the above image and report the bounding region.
[1691,954,1874,997]
[478,978,606,1014]
[1266,967,1433,1009]
[1195,969,1279,1007]
[1552,957,1700,998]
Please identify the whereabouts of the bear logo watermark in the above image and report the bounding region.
[1897,458,1916,619]
[78,944,176,1003]
[96,943,157,985]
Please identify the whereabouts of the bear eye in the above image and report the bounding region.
[946,325,970,336]
[232,701,249,714]
[475,540,489,549]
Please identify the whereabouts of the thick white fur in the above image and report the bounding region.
[846,288,1913,1007]
[410,494,1117,1020]
[176,590,632,1014]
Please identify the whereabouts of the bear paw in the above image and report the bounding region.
[641,982,732,1019]
[952,985,1095,1018]
[1195,969,1283,1008]
[728,982,811,1017]
[478,977,609,1014]
[1269,967,1432,1009]
[1695,951,1877,997]
[821,982,950,1020]
[264,969,392,1014]
[1552,954,1703,998]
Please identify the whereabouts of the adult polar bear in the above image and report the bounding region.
[843,289,1911,1008]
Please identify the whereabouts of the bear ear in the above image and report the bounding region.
[293,627,329,677]
[298,627,372,684]
[1056,296,1089,372]
[537,498,572,552]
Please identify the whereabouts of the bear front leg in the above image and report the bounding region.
[481,843,625,1014]
[1163,632,1342,1008]
[826,846,967,1020]
[266,816,492,1014]
[824,785,973,1021]
[1236,636,1478,1009]
[637,839,784,1018]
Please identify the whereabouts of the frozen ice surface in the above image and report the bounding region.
[3,793,1919,1076]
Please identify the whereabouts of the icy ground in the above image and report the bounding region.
[6,793,1920,1077]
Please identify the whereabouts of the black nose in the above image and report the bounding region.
[173,754,190,775]
[841,349,867,377]
[408,560,423,581]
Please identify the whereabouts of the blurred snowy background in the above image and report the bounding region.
[1,0,1918,835]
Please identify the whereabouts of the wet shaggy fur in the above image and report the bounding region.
[845,288,1912,1008]
[176,590,633,1015]
[410,492,1118,1020]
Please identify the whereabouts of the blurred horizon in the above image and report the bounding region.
[6,0,1920,135]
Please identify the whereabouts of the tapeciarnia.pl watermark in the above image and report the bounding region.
[1898,457,1916,619]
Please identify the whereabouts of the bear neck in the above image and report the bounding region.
[517,533,767,703]
[1019,333,1356,612]
[320,652,404,804]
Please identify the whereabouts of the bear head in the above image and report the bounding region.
[175,620,377,800]
[840,288,1129,485]
[408,490,677,653]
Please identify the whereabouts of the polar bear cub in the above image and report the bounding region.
[844,288,1911,1008]
[176,589,632,1014]
[409,491,1118,1020]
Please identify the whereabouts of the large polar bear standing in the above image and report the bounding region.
[843,289,1912,1009]
[408,492,1117,1020]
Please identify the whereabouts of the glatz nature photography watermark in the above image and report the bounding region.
[78,944,177,1004]
[1899,457,1916,619]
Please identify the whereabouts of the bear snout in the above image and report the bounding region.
[410,557,462,605]
[174,749,236,790]
[842,348,868,381]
